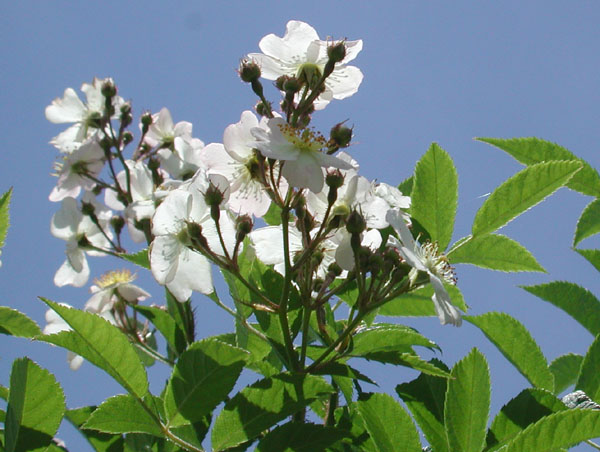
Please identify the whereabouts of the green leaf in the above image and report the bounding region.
[379,284,467,316]
[448,234,545,272]
[350,324,439,359]
[66,406,124,452]
[256,422,347,451]
[335,405,378,452]
[38,299,148,398]
[576,334,600,403]
[410,143,458,250]
[521,281,600,336]
[211,373,333,450]
[396,353,451,378]
[164,339,248,427]
[4,358,65,452]
[355,393,422,452]
[471,160,582,236]
[486,388,566,451]
[0,307,41,338]
[0,188,12,250]
[396,359,451,452]
[549,354,583,395]
[444,348,490,452]
[575,248,600,273]
[503,410,600,452]
[263,202,282,226]
[465,312,554,391]
[397,175,414,197]
[476,137,600,196]
[311,362,376,385]
[0,384,8,400]
[133,305,187,357]
[84,395,163,437]
[574,198,600,246]
[118,248,150,269]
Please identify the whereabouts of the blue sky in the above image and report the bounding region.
[1,2,599,450]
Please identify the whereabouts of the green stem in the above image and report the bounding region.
[586,440,600,451]
[279,204,298,371]
[133,341,175,366]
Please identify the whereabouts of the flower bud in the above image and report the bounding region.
[101,80,117,99]
[283,77,302,94]
[275,75,290,91]
[311,250,324,268]
[187,222,208,250]
[238,58,261,83]
[330,123,353,148]
[120,103,132,127]
[123,131,134,146]
[111,216,125,235]
[346,210,366,235]
[327,41,347,63]
[235,214,253,243]
[255,100,271,117]
[140,112,153,135]
[327,262,343,277]
[293,195,306,220]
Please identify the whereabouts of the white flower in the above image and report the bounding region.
[386,210,461,326]
[51,196,112,287]
[158,137,207,180]
[144,107,193,148]
[85,269,150,314]
[46,77,124,152]
[150,171,235,302]
[248,20,363,110]
[252,117,353,193]
[49,138,105,202]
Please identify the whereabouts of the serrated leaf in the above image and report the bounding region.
[133,305,187,357]
[0,307,41,338]
[5,358,65,452]
[0,384,8,400]
[256,422,347,451]
[575,248,600,273]
[119,248,150,269]
[311,362,376,385]
[486,388,566,451]
[335,405,378,451]
[472,160,582,236]
[476,137,600,196]
[350,324,438,359]
[379,284,467,316]
[396,353,451,378]
[576,334,600,403]
[574,198,600,246]
[84,395,163,436]
[66,406,124,452]
[550,353,584,395]
[448,234,545,272]
[211,373,333,450]
[397,175,414,197]
[164,339,248,427]
[411,143,458,250]
[0,188,12,251]
[444,348,490,452]
[396,359,451,452]
[355,393,421,452]
[38,299,148,398]
[521,281,600,336]
[465,312,554,391]
[263,202,282,226]
[503,409,600,452]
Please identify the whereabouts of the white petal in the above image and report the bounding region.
[326,65,364,100]
[429,274,462,326]
[168,248,214,301]
[282,155,324,192]
[150,235,182,285]
[45,88,86,123]
[152,190,191,236]
[54,253,89,287]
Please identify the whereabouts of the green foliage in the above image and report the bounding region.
[0,307,41,338]
[39,299,149,398]
[574,198,600,246]
[211,373,333,450]
[396,359,451,452]
[476,137,600,196]
[521,281,600,336]
[164,339,248,427]
[66,406,125,452]
[444,348,490,452]
[84,395,163,436]
[471,160,582,237]
[133,305,187,357]
[4,358,65,452]
[119,248,150,269]
[448,234,545,273]
[465,312,554,391]
[349,324,439,359]
[256,422,348,451]
[410,143,458,251]
[576,334,600,403]
[397,175,414,197]
[486,388,566,451]
[575,248,600,273]
[0,188,12,251]
[549,353,584,395]
[378,284,467,316]
[355,393,422,452]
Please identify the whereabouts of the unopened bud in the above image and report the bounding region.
[187,222,208,249]
[111,216,125,235]
[327,41,347,63]
[275,75,290,91]
[235,214,253,243]
[140,112,153,134]
[239,59,261,83]
[283,77,301,94]
[293,195,306,220]
[123,131,134,146]
[120,103,132,127]
[346,211,366,235]
[327,262,343,277]
[330,123,353,148]
[101,80,117,99]
[255,100,271,117]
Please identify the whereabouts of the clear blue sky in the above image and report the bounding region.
[1,2,599,450]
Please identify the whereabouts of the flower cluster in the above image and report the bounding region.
[44,19,462,354]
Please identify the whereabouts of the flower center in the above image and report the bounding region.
[297,63,323,87]
[277,124,327,153]
[420,241,456,285]
[95,269,135,289]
